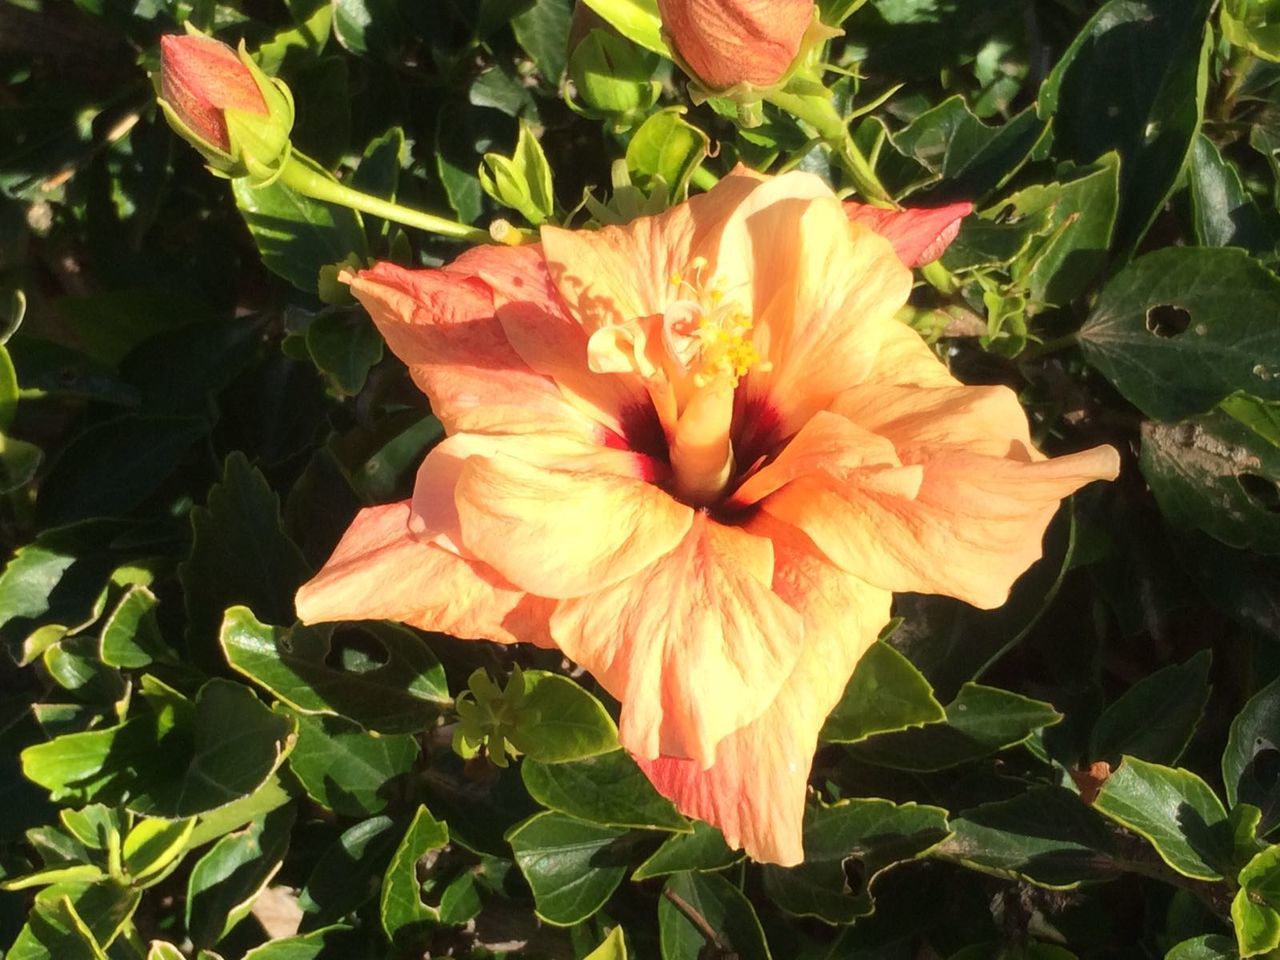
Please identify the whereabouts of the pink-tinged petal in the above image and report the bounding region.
[295,502,554,647]
[715,174,914,434]
[453,446,692,599]
[638,516,891,865]
[345,263,602,440]
[833,383,1038,461]
[539,168,767,331]
[445,244,655,443]
[550,514,805,767]
[159,35,267,153]
[729,410,907,508]
[763,445,1120,609]
[657,0,813,90]
[843,201,973,267]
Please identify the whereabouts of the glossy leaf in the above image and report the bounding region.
[821,640,946,744]
[1223,675,1280,833]
[632,821,742,881]
[282,708,418,817]
[521,750,688,832]
[1090,650,1212,766]
[508,671,619,763]
[658,872,771,960]
[379,805,448,946]
[506,811,629,926]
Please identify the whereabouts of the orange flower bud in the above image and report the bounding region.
[156,32,294,180]
[159,34,268,154]
[657,0,815,92]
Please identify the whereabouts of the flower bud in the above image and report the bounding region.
[157,32,295,180]
[657,0,815,93]
[569,29,661,129]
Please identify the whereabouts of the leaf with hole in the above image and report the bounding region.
[379,806,448,947]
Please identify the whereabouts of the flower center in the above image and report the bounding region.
[663,258,767,391]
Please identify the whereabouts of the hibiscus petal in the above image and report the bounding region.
[833,383,1038,461]
[295,501,554,646]
[716,175,914,433]
[763,445,1120,609]
[637,516,891,865]
[453,447,692,599]
[345,263,600,439]
[729,410,907,508]
[843,200,973,267]
[550,513,805,768]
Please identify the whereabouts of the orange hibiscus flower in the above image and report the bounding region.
[295,169,1119,865]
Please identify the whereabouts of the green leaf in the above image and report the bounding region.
[21,678,296,819]
[1220,393,1280,449]
[185,775,295,851]
[761,799,950,923]
[0,430,41,494]
[508,671,619,763]
[1093,756,1230,880]
[379,805,448,946]
[283,708,418,817]
[186,805,296,948]
[479,122,556,225]
[584,926,628,960]
[658,872,771,960]
[232,161,369,294]
[821,641,945,744]
[0,864,107,892]
[1140,413,1280,555]
[240,925,359,960]
[299,815,399,924]
[221,606,449,734]
[580,0,670,56]
[35,415,209,527]
[1222,0,1280,61]
[1090,651,1212,766]
[632,821,742,881]
[99,586,173,670]
[1165,935,1239,960]
[332,0,405,58]
[625,109,709,202]
[849,683,1061,771]
[181,452,310,671]
[305,308,384,397]
[889,98,1048,202]
[1233,843,1280,956]
[121,818,195,885]
[506,811,629,926]
[8,882,140,960]
[1223,675,1280,832]
[1188,134,1278,255]
[512,0,572,85]
[1038,0,1211,254]
[1003,152,1121,307]
[936,787,1118,889]
[522,750,688,831]
[1079,247,1280,421]
[0,340,17,431]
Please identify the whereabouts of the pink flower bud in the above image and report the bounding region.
[159,34,268,154]
[657,0,814,91]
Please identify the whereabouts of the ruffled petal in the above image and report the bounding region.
[453,445,693,599]
[637,516,891,865]
[550,513,805,767]
[729,410,909,508]
[715,173,914,434]
[294,502,554,646]
[763,445,1120,609]
[345,263,601,440]
[843,201,973,267]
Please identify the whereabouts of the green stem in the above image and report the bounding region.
[690,165,720,193]
[274,152,491,244]
[1018,332,1079,363]
[920,259,958,296]
[764,89,895,207]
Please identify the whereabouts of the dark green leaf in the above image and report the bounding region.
[241,925,363,960]
[379,806,448,946]
[632,821,741,881]
[232,163,368,294]
[99,585,173,670]
[283,708,418,817]
[850,683,1061,771]
[299,816,400,925]
[937,787,1119,889]
[1165,935,1239,960]
[305,307,383,396]
[1090,651,1212,766]
[1140,413,1280,555]
[1038,0,1212,253]
[1080,247,1280,421]
[512,0,572,84]
[821,641,945,744]
[186,805,296,948]
[221,606,449,734]
[1223,674,1280,833]
[506,812,629,926]
[658,872,770,960]
[522,750,688,831]
[1093,756,1230,880]
[1188,134,1278,255]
